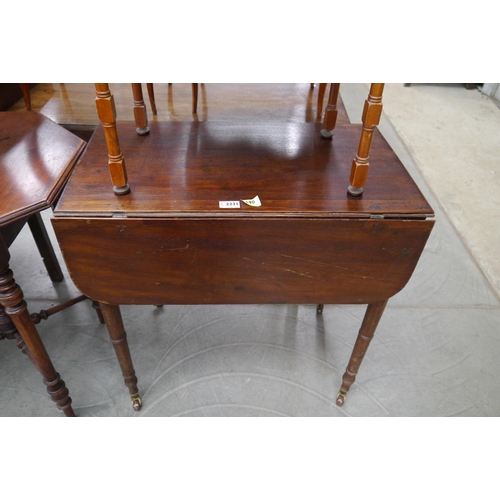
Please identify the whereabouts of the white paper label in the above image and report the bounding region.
[241,195,262,207]
[219,201,240,208]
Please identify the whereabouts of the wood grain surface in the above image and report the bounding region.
[0,112,85,225]
[54,121,433,218]
[52,217,434,305]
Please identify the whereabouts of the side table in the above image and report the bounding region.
[0,111,85,416]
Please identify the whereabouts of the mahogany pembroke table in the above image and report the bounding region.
[52,84,435,411]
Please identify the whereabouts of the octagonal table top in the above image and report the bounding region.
[0,112,85,226]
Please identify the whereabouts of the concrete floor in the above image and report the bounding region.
[1,83,499,417]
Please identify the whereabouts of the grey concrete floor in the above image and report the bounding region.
[1,83,499,417]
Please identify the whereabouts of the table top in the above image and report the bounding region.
[0,112,85,226]
[55,121,433,219]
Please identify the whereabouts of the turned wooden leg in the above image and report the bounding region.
[336,299,388,406]
[146,83,157,115]
[0,241,75,416]
[94,83,130,195]
[347,83,385,197]
[321,83,340,138]
[28,213,64,282]
[99,302,141,411]
[20,83,32,111]
[91,300,105,324]
[192,83,199,114]
[131,83,150,136]
[317,83,327,119]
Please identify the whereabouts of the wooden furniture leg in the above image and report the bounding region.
[336,299,388,406]
[320,83,340,138]
[347,83,385,196]
[0,303,35,367]
[28,213,64,282]
[19,84,32,111]
[146,83,157,115]
[317,83,327,118]
[99,302,141,411]
[131,83,150,136]
[94,84,130,195]
[0,239,75,416]
[192,83,199,114]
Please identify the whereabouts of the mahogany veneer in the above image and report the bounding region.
[53,119,434,410]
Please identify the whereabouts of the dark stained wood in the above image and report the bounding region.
[55,121,433,218]
[51,100,434,409]
[99,302,141,410]
[0,112,85,225]
[0,237,75,416]
[336,299,388,406]
[28,213,64,282]
[146,83,157,115]
[0,110,86,417]
[192,83,199,114]
[54,217,434,305]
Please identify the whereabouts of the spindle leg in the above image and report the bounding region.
[192,83,199,114]
[336,299,388,406]
[131,83,150,136]
[317,83,327,118]
[94,83,130,195]
[0,239,75,416]
[347,83,385,196]
[146,83,157,115]
[99,302,141,411]
[320,83,340,138]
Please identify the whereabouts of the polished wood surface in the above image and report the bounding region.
[54,217,434,306]
[52,113,434,409]
[0,111,85,416]
[9,83,349,126]
[55,121,432,217]
[0,112,85,225]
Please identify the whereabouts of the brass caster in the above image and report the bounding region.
[336,390,346,407]
[131,393,142,411]
[316,304,324,314]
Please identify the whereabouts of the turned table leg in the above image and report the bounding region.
[99,302,141,411]
[146,83,157,115]
[347,83,385,196]
[316,83,327,119]
[320,83,340,138]
[336,299,388,406]
[0,240,75,417]
[94,83,130,195]
[131,83,150,136]
[192,83,199,114]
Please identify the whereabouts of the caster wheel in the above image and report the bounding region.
[131,394,142,411]
[336,391,346,407]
